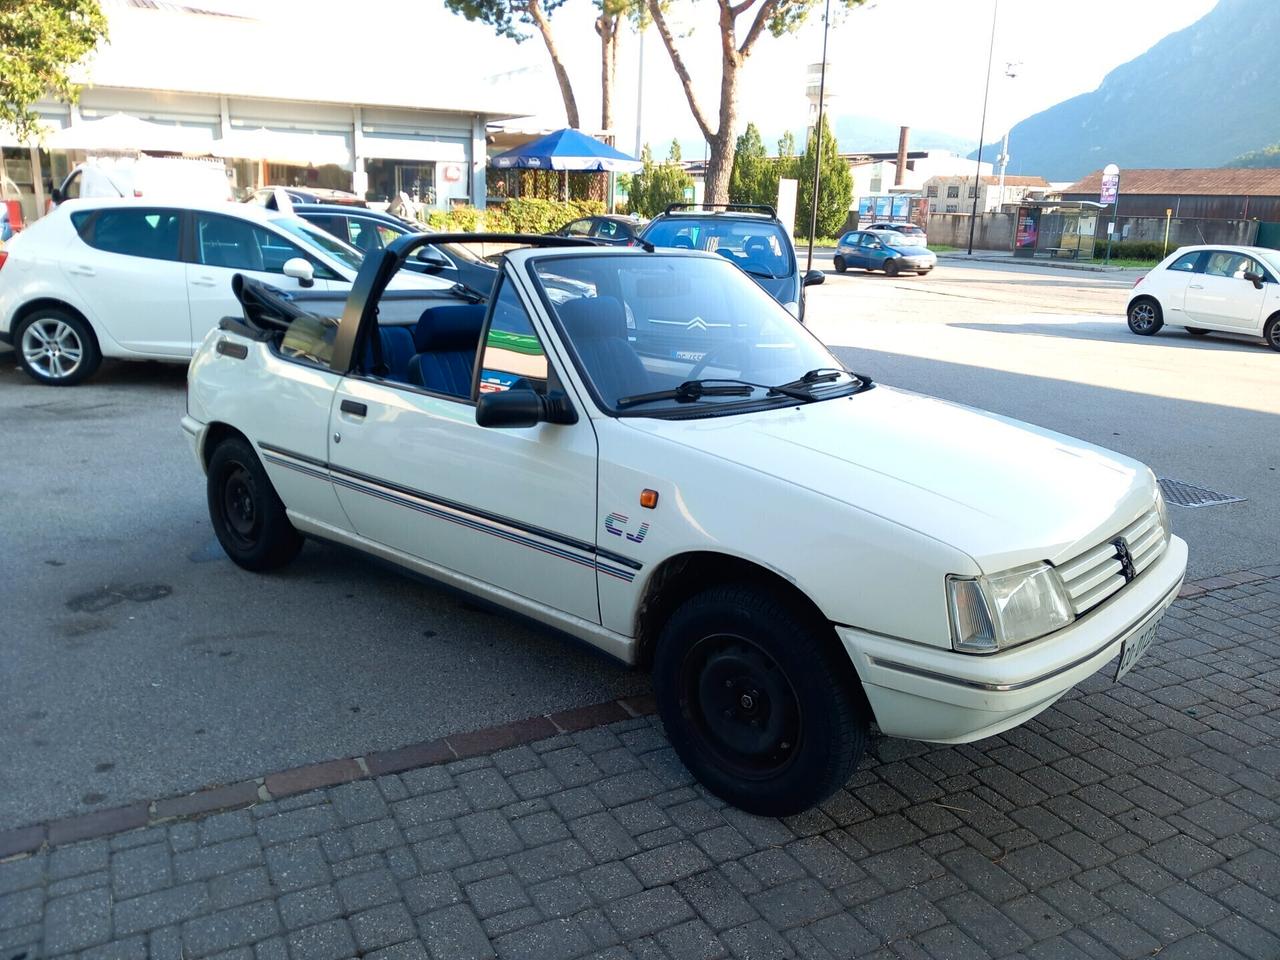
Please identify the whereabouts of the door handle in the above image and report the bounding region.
[340,399,367,417]
[190,276,219,287]
[1189,283,1204,289]
[67,265,95,277]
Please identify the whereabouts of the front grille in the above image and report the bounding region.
[1055,504,1168,615]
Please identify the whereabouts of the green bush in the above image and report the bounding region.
[1096,241,1169,261]
[419,199,604,235]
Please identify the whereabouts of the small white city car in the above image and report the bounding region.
[184,234,1188,815]
[0,198,447,385]
[1127,244,1280,350]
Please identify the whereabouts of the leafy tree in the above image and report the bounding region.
[794,114,851,238]
[628,140,693,217]
[777,130,797,160]
[1224,144,1280,168]
[729,122,768,204]
[0,0,107,142]
[445,0,581,128]
[646,0,865,204]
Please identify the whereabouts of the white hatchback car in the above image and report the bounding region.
[0,198,447,385]
[184,234,1187,815]
[1127,244,1280,350]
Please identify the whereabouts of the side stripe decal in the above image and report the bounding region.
[259,443,639,583]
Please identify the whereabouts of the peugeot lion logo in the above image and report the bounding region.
[1113,538,1137,583]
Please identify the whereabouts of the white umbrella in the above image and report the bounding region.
[47,113,213,153]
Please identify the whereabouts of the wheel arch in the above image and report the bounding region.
[1127,293,1160,312]
[632,549,874,717]
[12,298,101,349]
[200,421,252,470]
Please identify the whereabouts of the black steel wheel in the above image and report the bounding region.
[884,259,901,277]
[653,585,867,816]
[833,255,846,273]
[207,436,303,571]
[1127,297,1163,335]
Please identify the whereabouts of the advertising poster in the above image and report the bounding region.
[891,195,910,219]
[875,196,893,218]
[858,196,875,218]
[1014,206,1040,256]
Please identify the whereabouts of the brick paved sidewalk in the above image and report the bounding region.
[2,568,1278,960]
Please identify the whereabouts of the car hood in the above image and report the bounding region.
[619,384,1156,572]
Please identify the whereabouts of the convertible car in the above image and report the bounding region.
[183,234,1187,814]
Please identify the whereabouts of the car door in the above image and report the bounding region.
[1184,250,1269,330]
[859,232,887,269]
[327,268,601,622]
[838,232,861,266]
[185,212,338,354]
[1145,249,1203,322]
[61,206,191,356]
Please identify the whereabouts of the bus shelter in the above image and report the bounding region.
[1014,200,1103,260]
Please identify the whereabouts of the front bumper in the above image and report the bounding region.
[838,534,1187,743]
[181,414,208,472]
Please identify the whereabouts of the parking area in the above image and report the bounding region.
[2,259,1278,958]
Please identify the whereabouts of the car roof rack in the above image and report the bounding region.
[662,202,777,218]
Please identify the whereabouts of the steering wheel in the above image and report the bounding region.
[687,340,747,380]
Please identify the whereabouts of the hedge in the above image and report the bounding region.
[1094,241,1171,262]
[423,198,605,235]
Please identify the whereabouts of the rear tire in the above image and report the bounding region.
[833,255,846,273]
[207,436,303,571]
[1127,298,1163,335]
[652,585,867,816]
[1265,314,1280,352]
[1184,327,1210,335]
[15,309,101,386]
[885,260,901,277]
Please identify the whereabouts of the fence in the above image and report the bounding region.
[923,212,1015,251]
[924,212,1271,255]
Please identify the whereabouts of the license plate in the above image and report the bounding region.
[1115,616,1162,681]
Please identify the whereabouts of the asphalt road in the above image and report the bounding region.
[2,258,1277,829]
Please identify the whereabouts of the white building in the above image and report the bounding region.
[0,0,535,224]
[922,174,1051,214]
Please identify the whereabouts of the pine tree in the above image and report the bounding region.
[794,115,852,238]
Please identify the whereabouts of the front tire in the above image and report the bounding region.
[833,255,846,273]
[884,260,901,277]
[653,585,867,816]
[1265,314,1280,352]
[16,309,101,386]
[207,436,303,571]
[1127,298,1163,335]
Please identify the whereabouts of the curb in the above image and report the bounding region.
[0,565,1270,860]
[934,252,1146,273]
[0,694,656,862]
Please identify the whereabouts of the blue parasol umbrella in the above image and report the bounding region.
[490,128,643,173]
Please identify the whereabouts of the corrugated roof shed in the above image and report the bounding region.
[1065,168,1280,196]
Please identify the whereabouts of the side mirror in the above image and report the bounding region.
[1244,271,1264,289]
[803,269,825,287]
[50,187,64,205]
[414,248,450,273]
[282,257,315,288]
[475,388,577,428]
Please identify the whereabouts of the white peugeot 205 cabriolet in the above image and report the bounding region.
[183,233,1187,816]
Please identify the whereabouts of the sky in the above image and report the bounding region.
[116,0,1219,155]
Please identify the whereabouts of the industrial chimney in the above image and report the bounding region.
[895,126,910,186]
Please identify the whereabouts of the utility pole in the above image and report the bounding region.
[995,61,1020,200]
[805,0,832,273]
[967,0,998,256]
[633,26,645,158]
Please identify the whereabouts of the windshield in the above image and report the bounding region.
[532,254,849,416]
[642,218,795,279]
[270,216,364,273]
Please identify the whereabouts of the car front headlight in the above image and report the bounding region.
[947,562,1074,654]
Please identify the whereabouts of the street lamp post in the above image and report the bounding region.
[967,0,999,256]
[804,0,832,273]
[995,61,1020,199]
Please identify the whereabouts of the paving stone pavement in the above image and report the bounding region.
[2,569,1278,960]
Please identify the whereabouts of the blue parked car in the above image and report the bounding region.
[834,230,937,277]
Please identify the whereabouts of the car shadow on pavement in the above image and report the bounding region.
[950,320,1274,354]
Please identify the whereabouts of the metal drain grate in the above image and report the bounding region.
[1158,478,1246,508]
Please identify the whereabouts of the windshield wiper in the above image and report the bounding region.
[771,367,873,394]
[741,268,782,280]
[450,281,488,304]
[617,377,811,409]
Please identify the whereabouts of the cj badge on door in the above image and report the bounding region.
[605,512,649,544]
